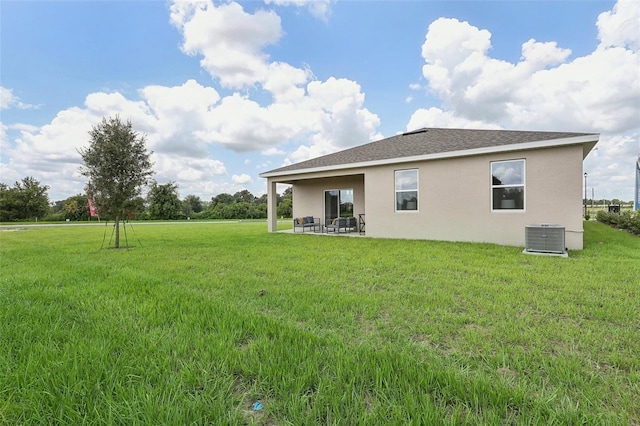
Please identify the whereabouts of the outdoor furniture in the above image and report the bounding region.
[325,217,357,233]
[358,213,365,234]
[293,216,321,232]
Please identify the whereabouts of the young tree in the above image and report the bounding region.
[79,116,154,248]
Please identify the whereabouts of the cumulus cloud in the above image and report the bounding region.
[418,5,639,132]
[0,87,16,109]
[263,0,333,21]
[407,107,501,131]
[1,92,157,200]
[596,0,639,50]
[412,0,639,199]
[2,1,382,200]
[232,173,253,184]
[584,133,638,199]
[154,154,226,188]
[169,1,283,89]
[0,87,40,110]
[262,147,286,156]
[168,0,380,159]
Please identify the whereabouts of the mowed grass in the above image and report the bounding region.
[0,221,638,425]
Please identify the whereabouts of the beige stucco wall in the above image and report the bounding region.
[364,144,585,249]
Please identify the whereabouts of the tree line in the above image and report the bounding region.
[0,177,292,223]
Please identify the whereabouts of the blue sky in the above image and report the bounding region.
[1,0,638,202]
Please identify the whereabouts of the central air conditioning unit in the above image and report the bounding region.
[525,224,566,254]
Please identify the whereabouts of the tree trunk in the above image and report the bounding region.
[114,213,120,248]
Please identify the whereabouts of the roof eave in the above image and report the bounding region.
[259,134,599,179]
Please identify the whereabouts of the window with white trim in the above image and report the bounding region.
[491,159,525,210]
[395,169,418,211]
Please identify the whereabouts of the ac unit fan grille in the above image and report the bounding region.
[525,224,565,254]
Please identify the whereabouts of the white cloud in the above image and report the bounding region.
[307,77,381,145]
[154,154,226,185]
[596,0,639,50]
[168,0,381,163]
[413,0,639,199]
[169,1,283,89]
[262,147,286,156]
[407,107,501,131]
[0,87,16,109]
[0,123,7,151]
[2,67,381,200]
[264,0,333,21]
[232,173,253,184]
[0,87,40,110]
[419,10,639,132]
[263,62,311,102]
[583,133,639,200]
[0,94,156,200]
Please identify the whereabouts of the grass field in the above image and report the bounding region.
[1,221,638,424]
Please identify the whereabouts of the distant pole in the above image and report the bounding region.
[584,172,588,218]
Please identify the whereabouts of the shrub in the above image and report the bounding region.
[596,210,640,236]
[41,212,66,222]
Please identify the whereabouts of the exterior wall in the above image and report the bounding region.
[364,145,585,249]
[291,175,365,224]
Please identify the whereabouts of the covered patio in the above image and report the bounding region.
[263,173,365,234]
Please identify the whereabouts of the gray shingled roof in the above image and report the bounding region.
[262,127,597,175]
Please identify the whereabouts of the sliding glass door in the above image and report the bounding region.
[324,189,353,224]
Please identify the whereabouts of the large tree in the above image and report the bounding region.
[148,181,182,220]
[277,187,292,218]
[62,194,90,221]
[79,116,154,248]
[234,189,255,204]
[0,177,50,221]
[181,194,203,218]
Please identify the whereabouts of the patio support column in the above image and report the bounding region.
[267,178,278,232]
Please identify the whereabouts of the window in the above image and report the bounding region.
[324,189,353,222]
[491,159,525,210]
[395,169,418,211]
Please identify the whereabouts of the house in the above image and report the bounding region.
[259,128,599,250]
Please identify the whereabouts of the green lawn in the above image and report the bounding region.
[1,221,638,424]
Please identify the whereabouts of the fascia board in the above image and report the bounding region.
[259,134,599,179]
